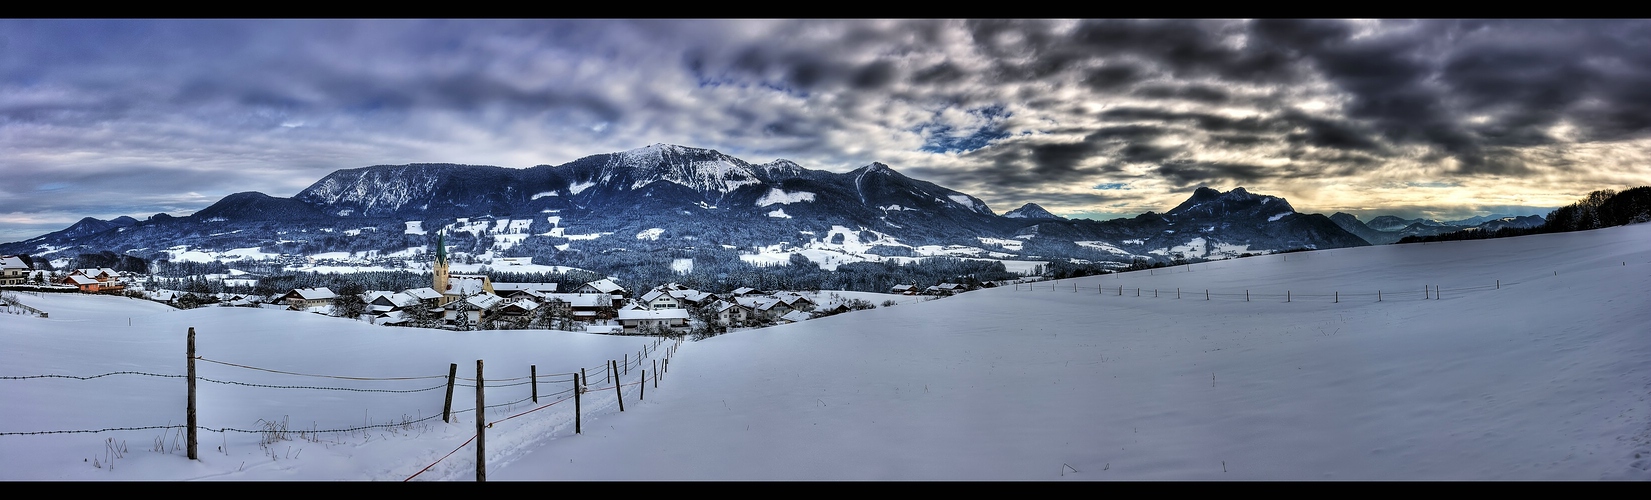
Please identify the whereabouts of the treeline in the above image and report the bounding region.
[1398,186,1651,244]
[71,251,148,274]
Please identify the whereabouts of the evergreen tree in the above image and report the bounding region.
[331,283,368,320]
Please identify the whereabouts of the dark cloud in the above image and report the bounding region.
[1081,64,1146,90]
[1277,110,1385,152]
[1098,107,1279,135]
[1133,83,1230,104]
[1154,160,1271,186]
[1083,125,1167,142]
[1068,20,1302,84]
[912,62,967,85]
[850,61,901,90]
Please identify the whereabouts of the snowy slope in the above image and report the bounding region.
[3,224,1649,480]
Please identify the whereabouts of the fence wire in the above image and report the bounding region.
[0,334,682,460]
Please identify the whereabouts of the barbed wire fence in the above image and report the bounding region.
[1,327,685,481]
[1002,254,1572,303]
[1013,279,1520,302]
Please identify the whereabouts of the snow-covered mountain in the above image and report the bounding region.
[1003,203,1062,220]
[1331,212,1548,245]
[1010,187,1368,263]
[2,145,1376,276]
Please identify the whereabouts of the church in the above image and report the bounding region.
[432,231,492,306]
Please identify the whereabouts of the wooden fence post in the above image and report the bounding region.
[574,372,581,434]
[654,359,658,389]
[623,354,628,375]
[187,327,197,460]
[475,359,486,482]
[443,363,457,423]
[612,360,624,412]
[640,370,645,401]
[530,365,538,404]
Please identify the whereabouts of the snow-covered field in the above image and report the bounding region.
[3,224,1649,480]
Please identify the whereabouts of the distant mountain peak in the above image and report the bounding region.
[858,162,895,174]
[1167,186,1289,217]
[1004,203,1062,219]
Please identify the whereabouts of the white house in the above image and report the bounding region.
[615,308,690,334]
[0,256,29,285]
[280,287,336,312]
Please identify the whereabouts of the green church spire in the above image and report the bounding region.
[435,231,447,266]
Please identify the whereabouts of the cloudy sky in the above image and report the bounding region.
[5,19,1650,242]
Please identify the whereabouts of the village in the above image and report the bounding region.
[0,237,981,337]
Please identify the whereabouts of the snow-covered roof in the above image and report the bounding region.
[538,293,608,308]
[669,289,714,304]
[0,256,26,270]
[775,293,814,306]
[581,278,625,294]
[446,275,490,296]
[715,300,752,313]
[376,311,412,325]
[779,310,812,323]
[736,296,786,311]
[289,287,336,301]
[502,299,540,313]
[492,282,558,294]
[617,308,690,321]
[404,287,443,300]
[72,268,119,278]
[640,289,672,303]
[466,293,502,310]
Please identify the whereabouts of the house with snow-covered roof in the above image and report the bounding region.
[491,282,558,298]
[0,256,29,285]
[441,274,493,306]
[639,289,681,310]
[712,300,755,326]
[574,278,627,296]
[280,287,336,311]
[539,293,618,321]
[777,309,813,324]
[62,274,102,293]
[669,289,715,308]
[61,267,125,292]
[616,308,690,334]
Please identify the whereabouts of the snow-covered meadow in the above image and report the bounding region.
[3,224,1649,480]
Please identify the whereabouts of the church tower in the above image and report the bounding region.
[433,230,450,297]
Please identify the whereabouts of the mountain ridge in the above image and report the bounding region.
[3,144,1376,276]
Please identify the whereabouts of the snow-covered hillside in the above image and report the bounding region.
[3,224,1648,480]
